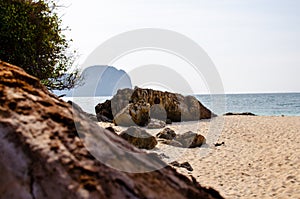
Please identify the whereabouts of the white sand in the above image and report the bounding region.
[98,116,300,199]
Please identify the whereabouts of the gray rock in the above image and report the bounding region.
[113,105,137,127]
[150,104,167,121]
[113,101,150,127]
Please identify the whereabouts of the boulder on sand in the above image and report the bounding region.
[175,131,206,148]
[0,61,224,199]
[95,87,216,124]
[131,87,215,121]
[156,128,176,140]
[119,127,157,149]
[157,130,206,148]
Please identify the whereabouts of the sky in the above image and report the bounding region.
[59,0,300,94]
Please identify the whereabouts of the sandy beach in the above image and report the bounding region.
[99,115,300,199]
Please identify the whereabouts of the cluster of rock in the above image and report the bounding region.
[0,61,224,199]
[113,126,206,150]
[95,87,216,126]
[94,79,213,153]
[157,128,206,148]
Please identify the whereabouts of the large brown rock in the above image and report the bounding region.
[175,131,206,148]
[119,127,157,149]
[0,61,224,199]
[131,87,215,121]
[95,87,215,124]
[156,128,176,140]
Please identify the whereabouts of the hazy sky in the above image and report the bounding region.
[60,0,300,94]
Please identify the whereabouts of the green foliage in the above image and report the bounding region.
[0,0,80,90]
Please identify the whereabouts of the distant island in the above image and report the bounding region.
[53,65,132,97]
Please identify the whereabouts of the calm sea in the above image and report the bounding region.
[62,93,300,116]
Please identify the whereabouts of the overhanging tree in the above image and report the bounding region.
[0,0,80,90]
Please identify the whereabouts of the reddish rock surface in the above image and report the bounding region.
[0,61,224,199]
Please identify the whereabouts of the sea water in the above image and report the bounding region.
[62,93,300,116]
[197,93,300,116]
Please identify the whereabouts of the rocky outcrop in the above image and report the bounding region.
[95,87,215,125]
[0,61,224,199]
[119,127,157,149]
[131,87,215,121]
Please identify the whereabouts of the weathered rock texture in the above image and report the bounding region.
[113,100,151,127]
[156,128,177,140]
[95,88,133,122]
[119,127,157,149]
[0,61,224,199]
[175,131,206,148]
[96,87,215,125]
[157,129,206,148]
[131,88,216,121]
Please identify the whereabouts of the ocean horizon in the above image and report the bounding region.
[61,92,300,116]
